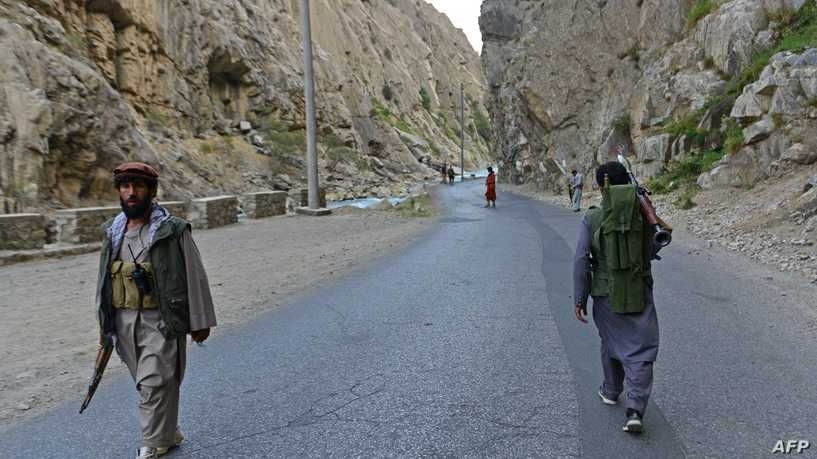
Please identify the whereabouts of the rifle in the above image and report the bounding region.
[615,151,673,258]
[79,332,115,414]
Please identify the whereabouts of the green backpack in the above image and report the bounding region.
[587,184,650,314]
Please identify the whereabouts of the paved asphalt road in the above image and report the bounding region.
[2,181,817,458]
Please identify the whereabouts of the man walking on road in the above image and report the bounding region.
[570,169,583,212]
[485,166,497,207]
[95,162,217,458]
[572,161,659,434]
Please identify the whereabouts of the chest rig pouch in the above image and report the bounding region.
[110,260,157,309]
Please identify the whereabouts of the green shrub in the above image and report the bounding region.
[661,112,708,146]
[266,130,306,155]
[373,100,415,133]
[321,133,346,149]
[648,149,725,195]
[647,148,725,210]
[471,106,491,143]
[616,43,640,62]
[144,109,170,128]
[262,115,288,133]
[473,110,491,142]
[444,124,461,144]
[326,146,354,163]
[326,146,369,171]
[199,136,235,155]
[722,118,744,153]
[257,115,306,155]
[727,0,817,97]
[419,87,431,111]
[396,195,434,218]
[687,0,717,29]
[395,118,414,133]
[625,45,639,63]
[382,82,394,101]
[199,140,216,154]
[612,113,631,137]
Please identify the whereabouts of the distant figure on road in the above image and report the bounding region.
[95,162,217,459]
[484,166,496,207]
[570,169,583,212]
[447,165,455,185]
[572,161,659,435]
[441,162,448,184]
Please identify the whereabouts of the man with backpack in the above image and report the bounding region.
[572,161,660,434]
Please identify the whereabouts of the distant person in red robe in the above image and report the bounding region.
[485,166,496,208]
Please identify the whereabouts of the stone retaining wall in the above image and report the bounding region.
[160,201,187,219]
[54,206,120,244]
[0,214,45,250]
[189,196,238,229]
[240,191,287,218]
[291,188,327,208]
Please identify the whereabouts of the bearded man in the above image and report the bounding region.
[95,162,217,458]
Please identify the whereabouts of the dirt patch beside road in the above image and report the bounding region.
[0,207,434,429]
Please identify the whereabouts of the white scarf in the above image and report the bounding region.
[107,203,172,258]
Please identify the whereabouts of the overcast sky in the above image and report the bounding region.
[427,0,483,54]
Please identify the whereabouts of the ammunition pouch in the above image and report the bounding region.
[110,260,157,309]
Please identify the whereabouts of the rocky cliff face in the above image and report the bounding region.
[480,0,816,194]
[0,0,490,213]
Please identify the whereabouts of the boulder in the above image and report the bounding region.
[731,87,765,119]
[743,116,775,144]
[697,145,772,189]
[638,134,672,163]
[781,143,817,165]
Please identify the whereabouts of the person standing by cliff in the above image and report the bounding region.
[447,165,456,185]
[572,161,660,434]
[484,166,497,207]
[570,169,584,212]
[95,162,217,458]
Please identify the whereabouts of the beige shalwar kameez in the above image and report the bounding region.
[114,225,216,448]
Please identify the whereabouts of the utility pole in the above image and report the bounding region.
[459,82,465,182]
[296,0,330,216]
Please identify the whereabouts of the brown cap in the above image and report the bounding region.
[113,162,159,181]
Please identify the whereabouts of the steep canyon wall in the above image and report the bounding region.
[480,0,816,195]
[0,0,491,213]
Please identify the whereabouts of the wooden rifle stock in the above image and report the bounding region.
[636,187,660,226]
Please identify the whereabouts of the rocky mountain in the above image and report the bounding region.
[0,0,491,213]
[481,0,817,281]
[480,0,816,194]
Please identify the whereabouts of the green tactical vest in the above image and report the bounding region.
[96,216,192,339]
[586,184,652,314]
